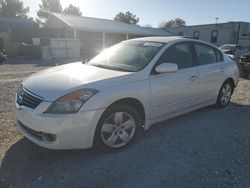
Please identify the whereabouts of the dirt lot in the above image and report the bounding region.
[0,60,250,188]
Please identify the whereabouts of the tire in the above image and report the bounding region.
[94,104,142,152]
[216,81,233,108]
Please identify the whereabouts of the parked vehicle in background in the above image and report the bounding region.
[15,37,239,152]
[219,44,248,60]
[0,49,7,64]
[239,52,250,78]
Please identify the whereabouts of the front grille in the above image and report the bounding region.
[17,85,43,109]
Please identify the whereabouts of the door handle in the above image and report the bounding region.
[190,75,198,81]
[220,68,225,72]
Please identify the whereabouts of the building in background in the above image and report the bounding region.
[0,17,39,55]
[44,13,170,58]
[0,13,170,59]
[167,22,250,49]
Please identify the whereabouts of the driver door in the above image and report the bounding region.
[150,42,198,120]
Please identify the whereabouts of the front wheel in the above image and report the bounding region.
[216,81,233,108]
[94,104,142,152]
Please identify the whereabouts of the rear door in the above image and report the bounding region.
[150,42,198,119]
[193,42,225,104]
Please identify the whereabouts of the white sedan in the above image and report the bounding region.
[15,37,239,152]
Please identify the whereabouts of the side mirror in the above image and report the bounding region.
[155,63,178,73]
[82,58,90,64]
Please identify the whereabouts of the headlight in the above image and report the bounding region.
[45,88,99,114]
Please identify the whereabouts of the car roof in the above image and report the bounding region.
[126,36,222,50]
[127,36,193,43]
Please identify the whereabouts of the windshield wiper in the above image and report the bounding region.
[91,64,108,69]
[90,64,135,72]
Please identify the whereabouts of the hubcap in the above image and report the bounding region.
[101,112,136,148]
[220,83,232,106]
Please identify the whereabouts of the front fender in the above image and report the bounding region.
[80,79,151,124]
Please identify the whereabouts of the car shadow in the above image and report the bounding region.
[1,102,250,188]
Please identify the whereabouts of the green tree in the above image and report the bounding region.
[63,4,81,16]
[0,0,29,18]
[160,18,186,28]
[37,0,62,21]
[114,11,139,25]
[174,18,186,27]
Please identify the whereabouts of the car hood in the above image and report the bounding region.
[220,49,233,54]
[22,62,133,101]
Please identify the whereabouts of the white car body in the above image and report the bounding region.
[15,37,239,150]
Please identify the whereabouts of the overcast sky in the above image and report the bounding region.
[23,0,250,27]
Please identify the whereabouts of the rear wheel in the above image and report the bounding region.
[94,104,142,152]
[216,81,233,108]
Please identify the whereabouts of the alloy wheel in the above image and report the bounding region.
[101,112,136,148]
[220,83,232,106]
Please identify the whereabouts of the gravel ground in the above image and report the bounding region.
[0,60,250,188]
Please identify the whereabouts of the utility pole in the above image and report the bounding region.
[215,17,219,24]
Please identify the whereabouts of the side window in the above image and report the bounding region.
[236,45,245,51]
[194,43,217,65]
[235,46,240,51]
[194,31,199,39]
[211,30,218,43]
[158,43,193,69]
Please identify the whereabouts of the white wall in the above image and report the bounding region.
[42,38,81,59]
[238,23,250,49]
[167,23,236,46]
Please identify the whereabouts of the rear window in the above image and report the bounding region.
[194,43,217,65]
[236,45,245,51]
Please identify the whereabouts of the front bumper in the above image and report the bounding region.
[15,103,105,150]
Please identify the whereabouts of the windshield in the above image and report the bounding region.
[88,41,164,72]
